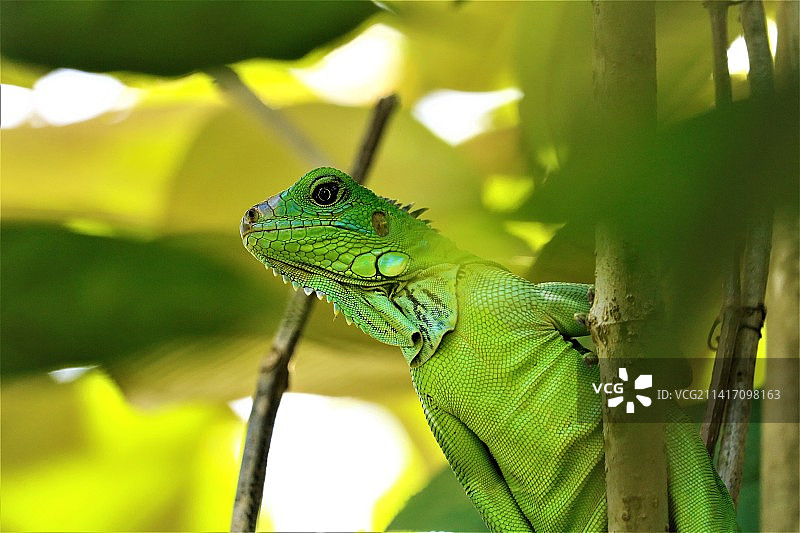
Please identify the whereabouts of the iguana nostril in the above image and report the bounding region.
[245,207,258,223]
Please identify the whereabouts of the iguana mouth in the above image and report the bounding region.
[247,250,396,326]
[247,247,393,291]
[241,216,372,239]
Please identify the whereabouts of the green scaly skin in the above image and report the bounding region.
[240,167,737,532]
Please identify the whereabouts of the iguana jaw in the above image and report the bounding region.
[243,232,392,289]
[243,221,415,333]
[242,235,395,325]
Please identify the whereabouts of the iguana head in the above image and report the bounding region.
[240,167,471,366]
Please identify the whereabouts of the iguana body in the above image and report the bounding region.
[240,167,737,532]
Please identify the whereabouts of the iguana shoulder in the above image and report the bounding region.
[411,262,605,532]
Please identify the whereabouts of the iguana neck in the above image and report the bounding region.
[340,233,480,367]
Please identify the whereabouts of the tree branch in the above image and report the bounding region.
[589,2,668,531]
[700,0,737,456]
[714,0,774,504]
[715,216,772,504]
[739,0,774,99]
[705,1,733,107]
[701,251,741,455]
[229,289,311,533]
[227,92,399,533]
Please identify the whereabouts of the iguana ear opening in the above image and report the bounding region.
[394,264,460,367]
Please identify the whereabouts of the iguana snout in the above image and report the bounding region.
[239,193,282,238]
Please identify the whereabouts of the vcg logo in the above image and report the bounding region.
[592,367,653,413]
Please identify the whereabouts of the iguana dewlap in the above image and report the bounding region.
[240,167,737,532]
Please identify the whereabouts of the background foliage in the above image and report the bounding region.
[1,1,794,531]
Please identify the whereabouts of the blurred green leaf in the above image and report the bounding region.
[1,95,525,261]
[385,1,521,100]
[515,1,593,178]
[520,99,798,244]
[0,1,379,75]
[387,466,486,532]
[514,2,764,179]
[0,102,215,229]
[520,98,797,360]
[1,372,239,532]
[0,227,273,375]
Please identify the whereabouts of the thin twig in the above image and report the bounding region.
[228,93,399,533]
[701,252,741,455]
[739,0,774,99]
[700,0,737,456]
[716,217,772,504]
[230,290,312,533]
[705,1,733,107]
[350,94,399,183]
[714,0,774,504]
[205,65,332,167]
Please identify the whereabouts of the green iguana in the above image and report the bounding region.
[240,167,737,532]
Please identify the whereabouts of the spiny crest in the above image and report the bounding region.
[379,196,432,225]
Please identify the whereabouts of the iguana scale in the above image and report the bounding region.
[240,167,737,532]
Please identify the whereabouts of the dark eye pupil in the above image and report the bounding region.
[312,183,338,205]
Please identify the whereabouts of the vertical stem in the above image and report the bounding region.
[739,0,774,99]
[715,0,775,505]
[715,217,772,504]
[760,209,800,531]
[700,0,737,455]
[773,0,799,94]
[592,1,657,127]
[761,2,800,529]
[706,1,733,107]
[701,251,741,455]
[591,228,669,532]
[590,2,667,531]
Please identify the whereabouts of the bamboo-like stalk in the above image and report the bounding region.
[715,217,772,504]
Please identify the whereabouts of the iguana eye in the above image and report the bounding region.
[311,181,340,206]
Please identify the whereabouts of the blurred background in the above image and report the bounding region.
[1,1,795,531]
